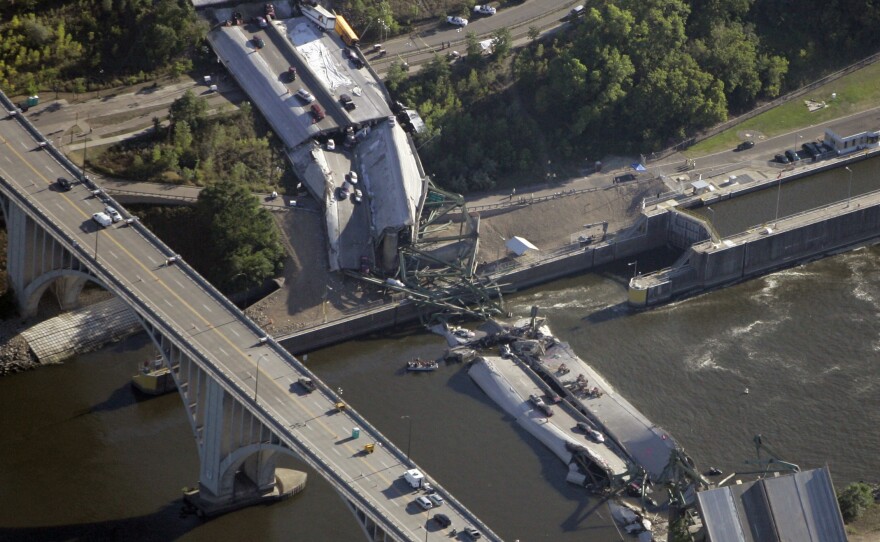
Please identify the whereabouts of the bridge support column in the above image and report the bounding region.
[2,200,94,317]
[181,375,302,517]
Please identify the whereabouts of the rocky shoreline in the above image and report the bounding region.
[0,318,39,376]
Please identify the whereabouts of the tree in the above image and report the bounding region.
[169,90,208,129]
[196,181,284,292]
[838,482,874,522]
[527,26,540,41]
[491,27,512,61]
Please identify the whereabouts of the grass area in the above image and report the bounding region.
[686,59,880,156]
[846,502,880,541]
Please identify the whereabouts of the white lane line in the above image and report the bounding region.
[55,202,64,211]
[380,460,389,469]
[146,256,156,265]
[44,164,53,173]
[108,250,119,260]
[332,448,341,457]
[164,299,173,307]
[218,347,229,357]
[3,155,11,163]
[173,279,184,289]
[19,140,28,150]
[231,329,240,337]
[202,303,213,313]
[312,401,322,409]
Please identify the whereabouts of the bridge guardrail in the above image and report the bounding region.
[2,87,501,541]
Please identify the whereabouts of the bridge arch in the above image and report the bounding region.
[218,442,293,495]
[21,268,105,316]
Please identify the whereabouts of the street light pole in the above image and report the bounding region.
[255,353,268,403]
[628,261,638,278]
[845,166,853,208]
[401,415,412,460]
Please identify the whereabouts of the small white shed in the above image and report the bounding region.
[506,236,538,256]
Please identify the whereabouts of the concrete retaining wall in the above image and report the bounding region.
[647,197,880,304]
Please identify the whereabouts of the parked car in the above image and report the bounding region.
[310,103,325,122]
[56,177,73,191]
[570,5,585,18]
[428,494,444,507]
[446,16,468,26]
[785,149,800,162]
[104,206,122,222]
[735,140,755,151]
[433,513,452,528]
[252,36,265,49]
[288,66,297,81]
[348,171,358,184]
[473,4,496,15]
[352,189,363,203]
[463,526,482,539]
[92,212,112,228]
[295,88,315,103]
[415,496,433,510]
[256,16,267,28]
[298,377,316,392]
[774,153,789,164]
[339,93,356,111]
[326,138,336,151]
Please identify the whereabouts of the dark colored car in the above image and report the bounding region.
[735,140,755,151]
[288,66,297,81]
[56,177,72,191]
[433,513,451,528]
[253,36,265,49]
[774,153,789,164]
[785,149,800,162]
[310,103,325,122]
[340,93,356,111]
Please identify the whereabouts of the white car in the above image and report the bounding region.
[104,205,122,222]
[326,139,336,150]
[415,496,433,510]
[92,212,113,228]
[352,189,363,203]
[428,493,444,507]
[473,5,496,15]
[446,16,468,26]
[295,88,315,103]
[348,171,358,184]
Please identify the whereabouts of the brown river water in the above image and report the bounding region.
[0,245,877,541]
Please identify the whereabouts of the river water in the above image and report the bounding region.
[0,245,877,541]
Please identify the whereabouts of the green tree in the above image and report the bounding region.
[169,90,208,129]
[196,181,284,291]
[491,27,512,61]
[838,482,874,522]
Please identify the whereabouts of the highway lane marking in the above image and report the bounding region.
[230,329,240,337]
[218,347,229,356]
[173,278,184,289]
[3,129,425,531]
[201,303,213,313]
[146,256,157,265]
[332,447,341,457]
[3,155,10,163]
[108,250,118,260]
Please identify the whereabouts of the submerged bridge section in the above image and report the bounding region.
[629,154,880,306]
[0,93,500,541]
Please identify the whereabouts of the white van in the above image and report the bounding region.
[570,5,585,18]
[404,468,425,489]
[92,212,113,228]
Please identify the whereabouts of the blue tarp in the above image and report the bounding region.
[631,163,647,172]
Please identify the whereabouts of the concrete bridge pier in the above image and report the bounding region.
[1,198,98,317]
[146,333,306,517]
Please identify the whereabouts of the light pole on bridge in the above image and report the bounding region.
[254,353,269,403]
